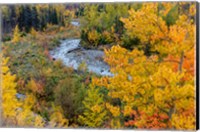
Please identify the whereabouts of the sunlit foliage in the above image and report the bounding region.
[1,2,196,129]
[78,85,107,127]
[12,25,21,43]
[91,2,196,130]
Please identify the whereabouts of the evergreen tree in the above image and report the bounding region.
[17,5,25,31]
[24,6,32,32]
[78,85,107,127]
[31,6,39,30]
[52,9,58,24]
[10,5,17,29]
[40,15,46,31]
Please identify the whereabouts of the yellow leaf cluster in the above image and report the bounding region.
[121,2,195,57]
[106,103,120,117]
[88,30,100,46]
[12,25,21,43]
[102,31,113,43]
[30,27,37,38]
[78,85,107,127]
[2,57,45,127]
[172,113,195,130]
[2,57,20,121]
[94,44,195,129]
[49,105,68,128]
[16,93,45,127]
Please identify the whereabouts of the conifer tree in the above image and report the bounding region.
[78,85,107,127]
[31,6,39,30]
[12,25,20,43]
[24,6,32,32]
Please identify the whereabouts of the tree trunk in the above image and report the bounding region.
[178,51,184,73]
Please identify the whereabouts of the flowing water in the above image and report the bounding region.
[50,20,113,76]
[50,39,113,76]
[17,20,113,100]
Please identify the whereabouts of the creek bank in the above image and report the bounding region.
[50,39,113,76]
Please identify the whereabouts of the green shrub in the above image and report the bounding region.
[54,77,86,120]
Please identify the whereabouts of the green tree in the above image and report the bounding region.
[24,5,32,32]
[78,84,107,128]
[54,77,86,119]
[31,6,39,30]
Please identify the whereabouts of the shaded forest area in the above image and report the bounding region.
[1,2,197,130]
[2,4,81,40]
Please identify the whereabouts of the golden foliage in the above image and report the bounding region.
[88,30,101,46]
[94,45,195,129]
[30,27,37,38]
[49,105,68,128]
[27,79,44,95]
[78,85,107,127]
[16,93,45,127]
[2,57,45,127]
[2,57,20,124]
[12,25,21,43]
[92,3,195,128]
[106,103,120,117]
[120,2,195,57]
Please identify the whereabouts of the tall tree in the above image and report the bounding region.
[92,2,196,130]
[17,5,25,31]
[1,57,45,127]
[24,5,32,32]
[10,5,17,28]
[78,85,107,127]
[2,57,20,125]
[31,6,39,30]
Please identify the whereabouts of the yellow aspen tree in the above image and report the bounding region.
[1,56,44,127]
[2,57,21,125]
[120,2,195,60]
[92,3,196,128]
[12,25,21,43]
[93,45,195,129]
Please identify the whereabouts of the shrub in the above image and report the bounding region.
[54,77,86,120]
[88,30,101,47]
